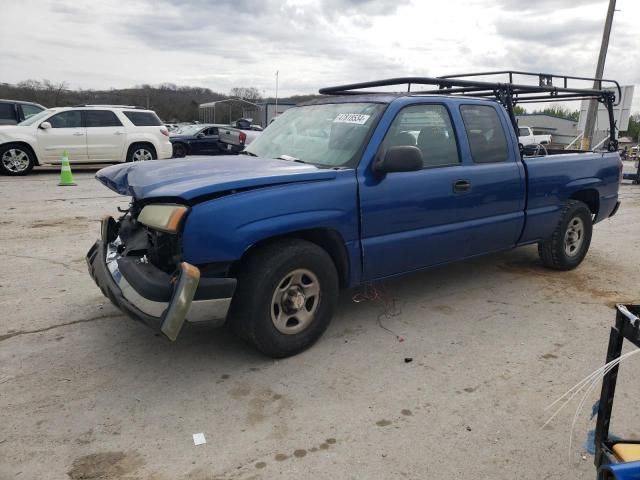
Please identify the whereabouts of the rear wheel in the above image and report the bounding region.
[127,143,156,162]
[229,239,339,358]
[0,144,35,176]
[172,143,187,158]
[538,200,593,270]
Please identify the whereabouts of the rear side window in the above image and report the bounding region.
[48,111,82,128]
[203,127,218,136]
[0,103,16,120]
[123,111,162,126]
[85,110,123,127]
[460,105,509,163]
[383,104,460,168]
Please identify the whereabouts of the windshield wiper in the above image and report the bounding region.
[239,151,258,157]
[275,154,306,164]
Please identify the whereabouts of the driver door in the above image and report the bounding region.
[37,110,88,163]
[191,127,219,154]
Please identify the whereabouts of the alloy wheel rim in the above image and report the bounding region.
[133,149,152,162]
[2,149,29,172]
[270,268,321,335]
[564,216,585,257]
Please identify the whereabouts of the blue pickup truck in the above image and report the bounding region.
[87,73,622,357]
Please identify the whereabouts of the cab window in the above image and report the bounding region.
[383,104,460,168]
[460,105,509,163]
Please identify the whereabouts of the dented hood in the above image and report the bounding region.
[95,155,337,201]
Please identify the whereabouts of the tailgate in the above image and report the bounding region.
[218,127,241,146]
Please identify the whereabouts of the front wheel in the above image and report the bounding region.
[538,200,593,270]
[229,239,339,358]
[0,144,35,176]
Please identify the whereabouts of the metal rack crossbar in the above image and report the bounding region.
[318,71,621,151]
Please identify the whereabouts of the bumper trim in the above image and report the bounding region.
[186,298,232,323]
[87,239,236,340]
[107,257,168,317]
[161,263,200,341]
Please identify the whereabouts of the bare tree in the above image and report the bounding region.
[229,87,262,102]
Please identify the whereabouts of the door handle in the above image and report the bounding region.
[114,131,124,135]
[453,179,471,193]
[73,132,84,136]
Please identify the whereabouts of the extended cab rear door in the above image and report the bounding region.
[455,102,526,257]
[357,98,525,281]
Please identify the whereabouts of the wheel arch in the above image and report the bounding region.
[0,141,39,165]
[171,141,189,157]
[232,228,350,289]
[126,141,157,161]
[569,188,599,217]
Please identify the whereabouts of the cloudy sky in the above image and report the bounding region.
[1,0,639,111]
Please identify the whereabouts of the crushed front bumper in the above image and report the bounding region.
[86,238,236,341]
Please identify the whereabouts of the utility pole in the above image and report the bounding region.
[275,70,279,115]
[582,0,616,150]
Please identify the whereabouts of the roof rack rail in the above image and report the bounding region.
[71,104,147,109]
[319,70,621,152]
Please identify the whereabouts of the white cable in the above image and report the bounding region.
[541,349,639,430]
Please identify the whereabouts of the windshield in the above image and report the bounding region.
[19,109,53,126]
[246,102,385,167]
[173,125,203,135]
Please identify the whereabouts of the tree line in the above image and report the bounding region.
[0,80,321,123]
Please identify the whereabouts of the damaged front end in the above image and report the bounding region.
[86,202,236,341]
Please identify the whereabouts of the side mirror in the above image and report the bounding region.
[373,145,423,174]
[196,133,205,138]
[39,121,51,130]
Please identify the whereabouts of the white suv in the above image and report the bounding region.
[0,105,173,175]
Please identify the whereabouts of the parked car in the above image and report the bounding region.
[0,105,172,175]
[0,99,46,126]
[170,124,226,157]
[86,74,621,358]
[217,119,263,153]
[518,126,551,145]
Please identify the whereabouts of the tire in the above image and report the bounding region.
[172,143,187,158]
[0,144,35,176]
[538,200,593,271]
[126,143,156,162]
[229,239,339,358]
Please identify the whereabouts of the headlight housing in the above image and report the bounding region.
[137,204,188,233]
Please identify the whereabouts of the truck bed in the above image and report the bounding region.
[519,151,620,244]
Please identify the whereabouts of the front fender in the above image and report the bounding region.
[181,171,360,277]
[0,134,39,161]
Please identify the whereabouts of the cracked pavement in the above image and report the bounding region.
[2,166,640,479]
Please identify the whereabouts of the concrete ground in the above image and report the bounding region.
[2,163,640,480]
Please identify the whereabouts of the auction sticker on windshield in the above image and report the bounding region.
[334,113,371,125]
